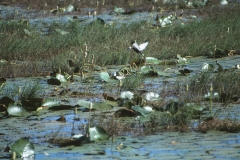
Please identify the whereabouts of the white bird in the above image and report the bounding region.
[129,40,149,57]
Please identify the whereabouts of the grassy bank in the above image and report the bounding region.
[0,4,240,77]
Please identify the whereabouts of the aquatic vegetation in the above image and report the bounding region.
[0,1,240,159]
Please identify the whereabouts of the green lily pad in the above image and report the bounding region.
[100,72,111,82]
[132,105,152,117]
[89,126,109,141]
[7,103,26,116]
[157,71,171,77]
[92,101,113,110]
[135,113,152,123]
[77,99,92,108]
[146,57,161,65]
[114,7,125,14]
[11,138,34,158]
[140,66,152,74]
[120,91,134,100]
[56,73,67,83]
[42,98,60,107]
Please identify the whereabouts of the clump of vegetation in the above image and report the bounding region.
[196,118,240,133]
[19,80,42,100]
[121,74,146,91]
[0,80,42,101]
[148,104,193,132]
[189,71,240,104]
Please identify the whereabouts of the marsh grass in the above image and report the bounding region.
[189,71,240,104]
[19,80,42,99]
[1,4,240,77]
[121,74,146,91]
[196,118,240,133]
[90,112,147,136]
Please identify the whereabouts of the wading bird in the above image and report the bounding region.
[129,40,149,58]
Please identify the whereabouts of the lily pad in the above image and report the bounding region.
[56,73,67,83]
[114,7,125,14]
[92,101,113,110]
[132,105,152,117]
[77,99,92,108]
[145,92,160,101]
[89,126,109,141]
[42,98,60,107]
[7,103,26,116]
[140,65,153,74]
[157,71,171,77]
[11,137,34,158]
[146,57,161,64]
[100,72,111,82]
[120,91,134,100]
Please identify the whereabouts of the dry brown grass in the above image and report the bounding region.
[197,118,240,133]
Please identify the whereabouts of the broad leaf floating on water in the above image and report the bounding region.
[56,73,67,83]
[141,66,171,77]
[185,103,207,115]
[158,15,173,27]
[0,59,8,64]
[66,4,74,12]
[202,63,214,72]
[177,54,188,64]
[146,57,161,65]
[42,98,60,108]
[132,105,153,117]
[100,72,111,82]
[89,126,109,142]
[140,65,154,74]
[77,99,113,111]
[43,98,73,111]
[77,99,92,108]
[92,101,113,111]
[7,103,27,117]
[11,137,34,158]
[157,71,171,77]
[120,91,134,100]
[145,92,160,101]
[60,126,109,147]
[55,29,69,35]
[114,7,125,15]
[135,112,153,123]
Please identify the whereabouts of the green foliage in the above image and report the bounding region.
[189,71,240,104]
[19,80,42,100]
[1,5,240,76]
[149,105,193,128]
[121,74,145,91]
